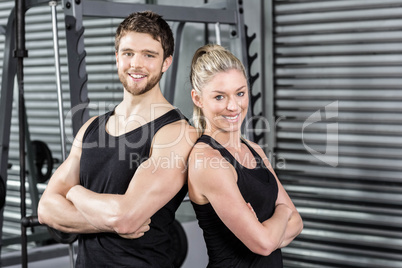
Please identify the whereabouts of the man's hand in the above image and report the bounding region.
[118,218,151,239]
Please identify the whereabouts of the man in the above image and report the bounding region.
[38,11,196,267]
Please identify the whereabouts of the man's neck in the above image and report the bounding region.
[116,86,173,121]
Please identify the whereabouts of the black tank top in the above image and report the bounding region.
[77,108,188,268]
[191,135,283,268]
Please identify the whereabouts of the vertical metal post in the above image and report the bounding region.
[50,1,67,160]
[0,9,17,259]
[214,22,221,45]
[62,0,90,136]
[262,0,276,163]
[164,22,185,103]
[50,3,75,267]
[14,0,28,266]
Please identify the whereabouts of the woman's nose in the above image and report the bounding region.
[227,96,239,111]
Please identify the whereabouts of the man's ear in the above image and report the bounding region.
[162,55,173,73]
[191,89,203,108]
[115,51,119,68]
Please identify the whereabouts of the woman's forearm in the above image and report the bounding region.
[260,203,293,250]
[279,210,303,248]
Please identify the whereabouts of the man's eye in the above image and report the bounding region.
[237,92,245,97]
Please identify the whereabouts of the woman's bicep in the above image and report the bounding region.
[196,163,267,249]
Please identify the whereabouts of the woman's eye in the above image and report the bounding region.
[215,95,224,100]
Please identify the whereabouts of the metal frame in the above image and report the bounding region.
[262,0,276,163]
[61,0,248,135]
[0,0,50,255]
[0,0,249,258]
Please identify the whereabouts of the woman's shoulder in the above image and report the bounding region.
[242,137,273,169]
[242,138,265,154]
[190,140,227,165]
[188,138,238,201]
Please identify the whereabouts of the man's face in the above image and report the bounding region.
[115,32,171,96]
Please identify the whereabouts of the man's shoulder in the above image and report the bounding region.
[151,118,196,153]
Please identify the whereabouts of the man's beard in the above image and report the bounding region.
[119,69,163,96]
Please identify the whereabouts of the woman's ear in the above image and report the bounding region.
[191,89,203,108]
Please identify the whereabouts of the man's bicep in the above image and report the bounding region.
[125,127,191,201]
[118,122,194,226]
[40,154,81,206]
[44,116,96,195]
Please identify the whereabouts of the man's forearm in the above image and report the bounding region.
[66,185,120,232]
[38,193,101,234]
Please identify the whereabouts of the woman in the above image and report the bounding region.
[188,44,303,267]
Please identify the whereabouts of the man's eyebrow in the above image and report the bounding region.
[119,48,132,52]
[119,48,159,55]
[142,49,159,55]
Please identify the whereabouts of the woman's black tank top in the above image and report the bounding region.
[76,108,188,267]
[191,135,283,268]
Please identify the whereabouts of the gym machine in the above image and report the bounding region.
[0,0,261,267]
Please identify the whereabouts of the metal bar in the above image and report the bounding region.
[262,0,276,160]
[275,39,402,46]
[63,11,90,136]
[164,22,185,104]
[275,27,402,37]
[0,10,17,256]
[274,15,402,26]
[23,111,40,218]
[81,0,238,24]
[0,0,59,260]
[215,22,221,45]
[275,62,402,68]
[50,1,67,161]
[50,2,75,267]
[14,0,28,266]
[274,2,402,15]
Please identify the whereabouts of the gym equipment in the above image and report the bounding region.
[47,228,79,245]
[31,140,54,184]
[49,2,78,267]
[14,0,29,266]
[0,0,251,267]
[171,219,188,268]
[0,175,5,210]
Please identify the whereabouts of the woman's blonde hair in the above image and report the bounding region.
[190,44,247,136]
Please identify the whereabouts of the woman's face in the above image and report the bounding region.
[193,69,249,134]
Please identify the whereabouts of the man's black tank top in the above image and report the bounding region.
[191,135,283,268]
[77,108,188,268]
